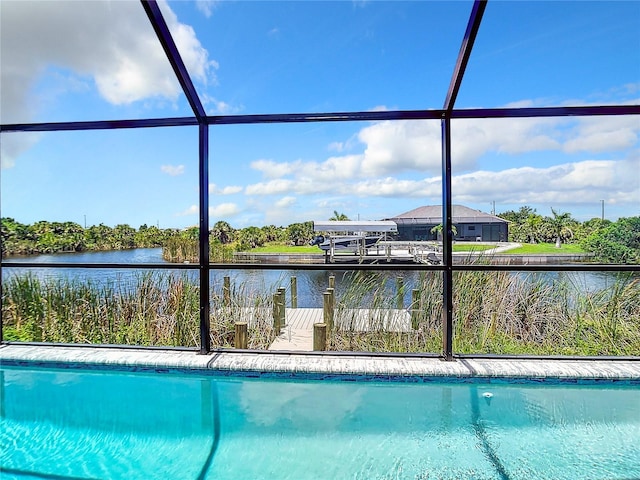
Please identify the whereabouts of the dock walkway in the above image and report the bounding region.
[269,308,412,351]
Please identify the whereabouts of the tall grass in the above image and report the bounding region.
[3,269,638,355]
[209,273,278,349]
[328,269,640,356]
[328,271,442,353]
[162,237,235,263]
[2,271,276,349]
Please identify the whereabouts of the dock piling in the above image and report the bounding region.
[396,277,404,309]
[323,291,334,330]
[223,276,231,307]
[291,276,298,309]
[273,293,281,335]
[235,322,248,349]
[313,323,327,351]
[411,289,420,329]
[277,287,286,327]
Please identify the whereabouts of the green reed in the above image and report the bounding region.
[327,269,640,356]
[3,269,638,356]
[2,271,276,349]
[162,237,235,263]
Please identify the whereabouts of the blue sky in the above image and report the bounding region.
[1,0,638,229]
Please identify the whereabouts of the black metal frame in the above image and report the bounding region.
[1,0,639,356]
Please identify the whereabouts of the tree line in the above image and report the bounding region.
[498,206,639,263]
[0,218,178,258]
[2,210,638,264]
[0,218,315,259]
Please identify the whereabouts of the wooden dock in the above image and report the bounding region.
[272,308,412,351]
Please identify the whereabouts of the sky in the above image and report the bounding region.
[1,0,639,230]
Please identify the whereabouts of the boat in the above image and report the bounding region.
[310,221,398,252]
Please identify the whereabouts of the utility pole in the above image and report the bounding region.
[601,200,605,221]
[84,215,87,228]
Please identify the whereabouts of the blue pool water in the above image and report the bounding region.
[1,366,639,480]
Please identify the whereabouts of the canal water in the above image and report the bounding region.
[2,248,634,308]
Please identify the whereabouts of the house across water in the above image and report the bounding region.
[386,205,508,242]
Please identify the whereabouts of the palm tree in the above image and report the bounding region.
[523,213,543,244]
[286,221,314,246]
[329,211,349,221]
[430,223,457,240]
[548,208,574,248]
[212,221,234,244]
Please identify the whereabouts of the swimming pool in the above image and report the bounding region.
[1,364,639,480]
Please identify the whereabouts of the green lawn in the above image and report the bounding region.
[248,242,586,255]
[499,242,586,254]
[452,244,495,252]
[251,243,321,254]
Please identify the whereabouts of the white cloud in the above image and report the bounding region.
[358,120,442,176]
[202,97,235,114]
[563,115,639,153]
[195,0,218,18]
[244,156,638,207]
[0,132,41,169]
[243,113,639,193]
[245,179,296,196]
[161,164,185,176]
[251,159,299,179]
[275,196,297,208]
[209,183,243,195]
[210,203,241,217]
[177,202,241,218]
[1,0,216,166]
[452,157,639,206]
[328,141,346,152]
[177,205,198,216]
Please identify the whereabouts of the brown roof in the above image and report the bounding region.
[388,205,507,224]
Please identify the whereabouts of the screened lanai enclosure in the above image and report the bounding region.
[1,0,639,358]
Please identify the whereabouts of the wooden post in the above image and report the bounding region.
[223,276,231,307]
[411,289,420,329]
[291,276,298,309]
[235,322,248,349]
[273,293,281,335]
[396,277,404,309]
[323,291,334,330]
[313,323,327,351]
[327,287,335,315]
[277,287,286,327]
[328,275,335,290]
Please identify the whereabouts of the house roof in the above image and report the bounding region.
[387,205,508,224]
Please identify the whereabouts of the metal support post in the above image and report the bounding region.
[441,117,454,360]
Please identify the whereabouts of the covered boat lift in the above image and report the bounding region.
[311,221,440,264]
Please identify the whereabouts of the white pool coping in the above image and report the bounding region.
[1,344,639,381]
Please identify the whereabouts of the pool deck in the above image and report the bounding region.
[1,343,639,382]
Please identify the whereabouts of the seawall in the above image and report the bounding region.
[232,252,593,265]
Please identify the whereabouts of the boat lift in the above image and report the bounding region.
[311,221,441,264]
